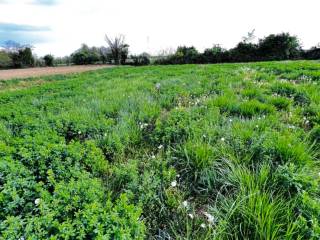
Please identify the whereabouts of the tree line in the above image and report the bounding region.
[155,33,320,65]
[0,32,320,69]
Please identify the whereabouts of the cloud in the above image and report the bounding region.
[31,0,58,5]
[0,0,58,5]
[0,22,51,45]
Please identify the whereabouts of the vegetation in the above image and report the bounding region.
[155,33,319,64]
[0,61,319,239]
[43,54,54,67]
[105,34,129,65]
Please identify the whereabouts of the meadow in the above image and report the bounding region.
[0,61,319,239]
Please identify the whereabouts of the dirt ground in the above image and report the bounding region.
[0,65,113,80]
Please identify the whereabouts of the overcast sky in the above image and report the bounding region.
[0,0,319,57]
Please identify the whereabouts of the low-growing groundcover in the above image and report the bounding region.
[0,61,319,239]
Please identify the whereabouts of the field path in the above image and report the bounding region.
[0,65,113,80]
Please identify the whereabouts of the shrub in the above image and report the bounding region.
[10,47,35,68]
[43,54,54,67]
[0,51,12,68]
[71,44,100,65]
[131,53,151,66]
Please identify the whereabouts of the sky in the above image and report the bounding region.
[0,0,319,57]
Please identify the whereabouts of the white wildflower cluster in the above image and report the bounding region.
[34,198,41,206]
[171,180,177,187]
[203,212,215,225]
[288,125,296,130]
[155,83,161,90]
[303,116,310,125]
[138,122,149,130]
[300,75,312,82]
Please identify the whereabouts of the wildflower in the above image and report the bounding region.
[177,174,180,178]
[200,223,206,228]
[229,119,233,122]
[220,137,225,142]
[203,134,207,138]
[182,200,188,208]
[188,213,194,219]
[35,198,41,205]
[203,212,215,224]
[151,155,156,159]
[158,144,164,149]
[255,125,259,128]
[155,83,161,90]
[78,130,82,135]
[171,180,177,187]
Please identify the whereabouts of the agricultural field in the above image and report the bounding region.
[0,65,112,81]
[0,61,320,239]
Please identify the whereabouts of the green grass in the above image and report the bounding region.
[0,61,320,239]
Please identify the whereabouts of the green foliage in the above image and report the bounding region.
[43,54,54,67]
[71,44,101,65]
[0,51,12,68]
[0,61,319,239]
[131,53,150,66]
[10,47,35,68]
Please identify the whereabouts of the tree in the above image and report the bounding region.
[242,29,256,43]
[43,54,54,66]
[71,44,100,65]
[258,33,301,60]
[203,45,229,63]
[0,51,12,68]
[11,47,35,68]
[105,34,129,65]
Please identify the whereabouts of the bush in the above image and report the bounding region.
[10,47,35,68]
[71,44,101,65]
[131,53,151,66]
[43,54,54,67]
[0,51,12,69]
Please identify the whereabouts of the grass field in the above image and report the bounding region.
[0,61,320,239]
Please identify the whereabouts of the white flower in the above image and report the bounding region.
[200,223,206,228]
[255,125,259,128]
[182,200,188,208]
[34,198,41,205]
[220,137,225,142]
[171,180,177,187]
[177,174,180,178]
[188,213,194,219]
[158,144,164,149]
[204,212,215,224]
[151,155,156,159]
[155,83,161,90]
[78,131,82,135]
[229,119,233,122]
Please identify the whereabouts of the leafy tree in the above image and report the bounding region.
[71,44,100,65]
[105,34,129,65]
[131,53,151,66]
[43,54,54,67]
[0,51,12,68]
[10,47,35,68]
[203,45,229,63]
[258,33,301,60]
[230,42,258,62]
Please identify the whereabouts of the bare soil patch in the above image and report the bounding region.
[0,65,113,80]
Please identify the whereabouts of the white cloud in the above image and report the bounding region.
[0,0,319,56]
